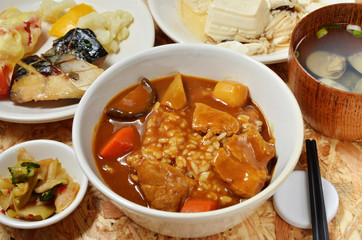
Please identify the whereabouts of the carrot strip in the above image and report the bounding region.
[99,126,139,159]
[180,199,218,213]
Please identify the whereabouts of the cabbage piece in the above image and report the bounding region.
[12,182,29,197]
[9,162,39,184]
[12,175,38,210]
[7,204,55,220]
[34,159,68,193]
[0,190,12,210]
[0,175,14,189]
[54,178,79,213]
[17,148,35,163]
[37,163,48,181]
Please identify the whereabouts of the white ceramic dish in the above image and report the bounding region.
[0,0,155,123]
[73,43,304,238]
[148,0,355,65]
[0,140,88,229]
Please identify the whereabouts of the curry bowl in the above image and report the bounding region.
[72,43,304,238]
[0,140,88,229]
[288,3,362,141]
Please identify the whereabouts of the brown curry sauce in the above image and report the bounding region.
[93,74,276,210]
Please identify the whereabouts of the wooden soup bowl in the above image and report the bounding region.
[288,3,362,141]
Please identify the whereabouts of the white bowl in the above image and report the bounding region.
[73,43,304,238]
[0,140,88,229]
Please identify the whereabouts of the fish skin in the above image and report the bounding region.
[43,28,108,67]
[9,28,107,103]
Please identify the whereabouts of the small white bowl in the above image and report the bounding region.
[0,140,88,229]
[73,43,304,238]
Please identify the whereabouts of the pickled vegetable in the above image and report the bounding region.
[0,148,80,221]
[8,162,40,184]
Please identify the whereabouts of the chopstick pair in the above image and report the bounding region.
[306,139,330,240]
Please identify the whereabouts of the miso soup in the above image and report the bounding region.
[295,23,362,93]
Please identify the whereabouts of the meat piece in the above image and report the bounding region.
[212,148,267,198]
[192,102,239,136]
[224,128,275,168]
[212,128,275,198]
[9,54,103,103]
[137,159,196,212]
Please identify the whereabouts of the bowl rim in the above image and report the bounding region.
[73,43,304,219]
[0,139,88,229]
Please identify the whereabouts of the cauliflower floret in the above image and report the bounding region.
[77,10,133,54]
[39,0,76,23]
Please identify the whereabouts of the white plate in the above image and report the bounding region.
[148,0,355,65]
[0,0,155,123]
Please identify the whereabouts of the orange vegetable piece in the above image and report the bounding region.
[213,80,249,107]
[99,126,139,159]
[0,65,11,95]
[49,3,95,37]
[180,199,218,213]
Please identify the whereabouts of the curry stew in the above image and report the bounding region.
[93,73,276,212]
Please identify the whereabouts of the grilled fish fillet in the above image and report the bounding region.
[10,54,103,103]
[9,28,107,103]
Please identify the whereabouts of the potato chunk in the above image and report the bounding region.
[161,73,188,110]
[213,80,249,107]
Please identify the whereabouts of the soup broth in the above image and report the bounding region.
[93,74,276,212]
[295,23,362,93]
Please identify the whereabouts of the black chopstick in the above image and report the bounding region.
[306,139,330,240]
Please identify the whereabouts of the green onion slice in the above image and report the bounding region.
[320,24,341,29]
[316,28,328,39]
[346,24,361,33]
[294,50,299,58]
[21,162,40,168]
[353,30,362,38]
[40,188,56,201]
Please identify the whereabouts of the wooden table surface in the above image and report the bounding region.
[1,3,361,240]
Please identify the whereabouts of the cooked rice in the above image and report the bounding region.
[126,102,237,202]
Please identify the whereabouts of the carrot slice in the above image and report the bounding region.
[180,199,218,213]
[99,126,139,159]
